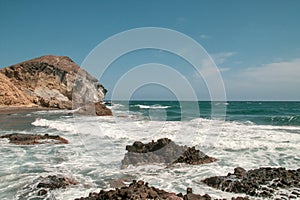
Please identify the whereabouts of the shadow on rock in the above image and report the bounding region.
[121,138,216,169]
[17,175,77,199]
[203,167,300,199]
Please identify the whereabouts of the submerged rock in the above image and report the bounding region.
[17,175,77,199]
[121,138,216,168]
[203,167,300,199]
[0,55,111,116]
[0,133,69,145]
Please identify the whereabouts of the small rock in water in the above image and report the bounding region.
[0,133,69,145]
[17,175,77,199]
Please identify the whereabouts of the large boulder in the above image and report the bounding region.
[0,55,111,116]
[121,138,216,168]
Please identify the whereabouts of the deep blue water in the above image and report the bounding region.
[113,101,300,126]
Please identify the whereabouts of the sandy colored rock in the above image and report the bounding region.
[0,55,111,116]
[0,73,32,106]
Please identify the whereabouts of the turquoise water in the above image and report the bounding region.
[124,101,300,126]
[0,101,299,199]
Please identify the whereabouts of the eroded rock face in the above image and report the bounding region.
[0,133,69,145]
[121,138,216,168]
[203,167,300,199]
[0,73,32,106]
[0,55,111,115]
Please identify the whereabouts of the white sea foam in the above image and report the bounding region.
[134,104,171,109]
[5,110,299,199]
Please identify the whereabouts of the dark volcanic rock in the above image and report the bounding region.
[18,175,77,199]
[121,138,216,168]
[0,133,69,145]
[203,167,300,198]
[126,138,172,153]
[0,55,111,116]
[74,180,213,200]
[36,175,77,190]
[173,146,217,165]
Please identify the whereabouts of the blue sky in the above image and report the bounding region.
[1,0,300,100]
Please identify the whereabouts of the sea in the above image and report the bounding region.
[0,101,300,200]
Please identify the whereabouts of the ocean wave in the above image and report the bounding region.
[32,118,76,132]
[133,104,171,109]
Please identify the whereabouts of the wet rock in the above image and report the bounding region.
[0,133,68,145]
[36,175,77,190]
[173,146,217,165]
[122,138,216,168]
[17,175,77,199]
[203,167,300,198]
[74,180,212,200]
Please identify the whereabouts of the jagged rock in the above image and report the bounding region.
[0,133,69,145]
[36,175,77,190]
[126,138,172,153]
[173,146,217,165]
[121,138,216,168]
[17,175,77,199]
[0,55,111,116]
[74,180,212,200]
[203,167,300,198]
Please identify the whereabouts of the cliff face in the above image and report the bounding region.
[0,55,111,115]
[0,73,32,106]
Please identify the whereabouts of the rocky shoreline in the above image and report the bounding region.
[203,167,300,199]
[1,55,299,199]
[2,130,300,199]
[74,180,250,200]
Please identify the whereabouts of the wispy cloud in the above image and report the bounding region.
[240,59,300,83]
[224,58,300,100]
[211,52,237,65]
[199,34,211,39]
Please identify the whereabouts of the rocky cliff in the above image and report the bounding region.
[0,55,111,115]
[0,73,32,106]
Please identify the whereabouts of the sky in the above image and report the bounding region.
[0,0,300,101]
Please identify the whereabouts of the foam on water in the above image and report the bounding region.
[1,102,300,199]
[134,104,171,109]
